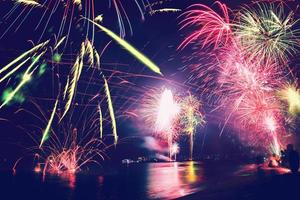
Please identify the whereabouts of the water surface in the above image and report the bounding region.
[0,161,261,200]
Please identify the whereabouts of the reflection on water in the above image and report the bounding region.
[146,162,204,199]
[61,173,76,189]
[187,161,197,183]
[40,161,205,199]
[2,161,273,200]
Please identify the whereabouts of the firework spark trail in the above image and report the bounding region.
[86,19,163,76]
[149,8,181,15]
[104,77,118,144]
[40,97,59,147]
[0,73,31,109]
[98,103,103,139]
[6,0,148,42]
[0,40,49,75]
[15,0,41,7]
[63,76,70,100]
[180,94,205,160]
[178,1,232,50]
[60,56,83,121]
[53,36,67,51]
[0,50,45,108]
[0,58,30,83]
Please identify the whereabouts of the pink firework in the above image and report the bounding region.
[42,129,107,175]
[231,91,284,152]
[215,45,287,153]
[178,1,232,50]
[177,1,298,154]
[139,87,181,140]
[139,87,182,160]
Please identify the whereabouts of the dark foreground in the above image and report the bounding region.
[0,162,297,200]
[180,165,299,200]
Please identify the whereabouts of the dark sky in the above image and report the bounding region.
[0,0,299,167]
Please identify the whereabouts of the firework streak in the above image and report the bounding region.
[40,97,59,147]
[98,104,103,139]
[104,77,118,144]
[86,19,162,76]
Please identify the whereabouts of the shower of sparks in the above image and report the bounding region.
[180,94,205,160]
[179,1,300,155]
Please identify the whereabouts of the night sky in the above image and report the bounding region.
[0,0,300,168]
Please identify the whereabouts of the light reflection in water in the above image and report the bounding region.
[39,162,205,199]
[146,161,204,199]
[43,172,76,189]
[63,173,76,189]
[187,161,197,183]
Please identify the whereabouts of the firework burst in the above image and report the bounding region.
[42,128,107,175]
[140,87,181,160]
[0,0,165,148]
[178,1,232,50]
[11,98,114,175]
[179,1,300,155]
[235,2,300,63]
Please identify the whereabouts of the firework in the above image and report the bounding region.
[149,8,182,15]
[216,50,286,153]
[180,94,205,160]
[1,0,160,141]
[170,143,179,161]
[87,19,162,75]
[104,77,118,144]
[278,84,300,115]
[43,138,106,174]
[40,97,59,147]
[98,104,103,139]
[155,89,180,131]
[15,0,41,7]
[13,97,113,175]
[178,1,232,50]
[41,128,108,175]
[235,3,300,63]
[155,89,180,160]
[60,56,83,121]
[178,1,298,155]
[0,40,48,77]
[0,62,36,108]
[139,87,181,160]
